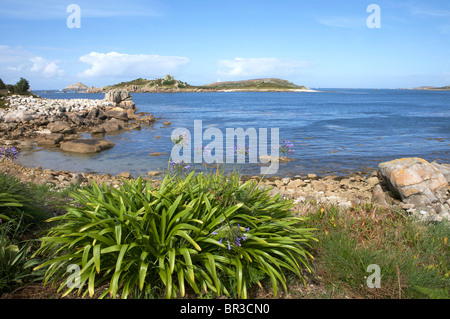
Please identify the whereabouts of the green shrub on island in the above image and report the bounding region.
[0,78,6,90]
[33,171,316,299]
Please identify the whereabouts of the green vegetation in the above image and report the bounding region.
[0,169,449,299]
[303,202,450,299]
[0,172,50,229]
[0,78,6,90]
[0,144,448,299]
[105,75,191,91]
[0,98,8,109]
[204,78,308,90]
[0,172,65,294]
[0,77,36,104]
[94,76,308,92]
[434,86,450,90]
[14,77,30,94]
[33,171,316,299]
[413,85,450,91]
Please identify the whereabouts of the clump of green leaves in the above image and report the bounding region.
[0,222,41,294]
[33,171,316,299]
[0,172,49,231]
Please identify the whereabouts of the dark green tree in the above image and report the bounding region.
[6,85,15,93]
[14,77,30,94]
[0,78,6,90]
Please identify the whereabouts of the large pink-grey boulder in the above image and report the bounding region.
[60,139,115,153]
[378,157,448,206]
[47,121,74,134]
[104,90,131,103]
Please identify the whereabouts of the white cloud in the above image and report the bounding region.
[30,57,65,78]
[217,57,315,79]
[0,45,32,65]
[0,0,163,20]
[0,45,65,80]
[409,7,450,18]
[79,52,190,78]
[317,17,363,28]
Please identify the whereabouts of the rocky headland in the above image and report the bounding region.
[85,75,318,93]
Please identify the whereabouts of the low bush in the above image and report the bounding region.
[33,171,317,299]
[0,221,42,294]
[0,172,49,232]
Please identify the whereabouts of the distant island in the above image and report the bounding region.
[84,75,317,93]
[411,85,450,91]
[63,82,89,92]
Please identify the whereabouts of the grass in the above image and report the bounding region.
[0,172,82,295]
[302,202,450,299]
[0,95,9,109]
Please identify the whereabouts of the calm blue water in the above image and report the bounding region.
[18,89,450,177]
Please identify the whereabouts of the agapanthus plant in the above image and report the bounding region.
[0,146,19,161]
[169,160,191,175]
[211,220,250,250]
[279,140,294,156]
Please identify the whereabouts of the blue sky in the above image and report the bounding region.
[0,0,449,89]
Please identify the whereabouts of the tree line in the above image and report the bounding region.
[0,77,30,95]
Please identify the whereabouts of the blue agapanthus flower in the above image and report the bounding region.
[0,146,19,160]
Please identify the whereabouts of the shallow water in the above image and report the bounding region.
[17,89,450,177]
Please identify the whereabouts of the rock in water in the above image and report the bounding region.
[37,133,64,146]
[105,107,128,121]
[60,139,115,153]
[47,121,74,134]
[378,157,448,206]
[104,90,131,103]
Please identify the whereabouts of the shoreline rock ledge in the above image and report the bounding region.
[377,157,450,222]
[0,90,157,152]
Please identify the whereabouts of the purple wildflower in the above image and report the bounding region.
[279,140,294,156]
[211,220,249,250]
[169,160,191,175]
[0,146,19,160]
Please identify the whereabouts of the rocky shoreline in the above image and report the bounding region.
[0,90,157,153]
[86,87,319,93]
[0,91,449,224]
[1,154,449,224]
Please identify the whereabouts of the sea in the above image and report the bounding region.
[16,89,450,177]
